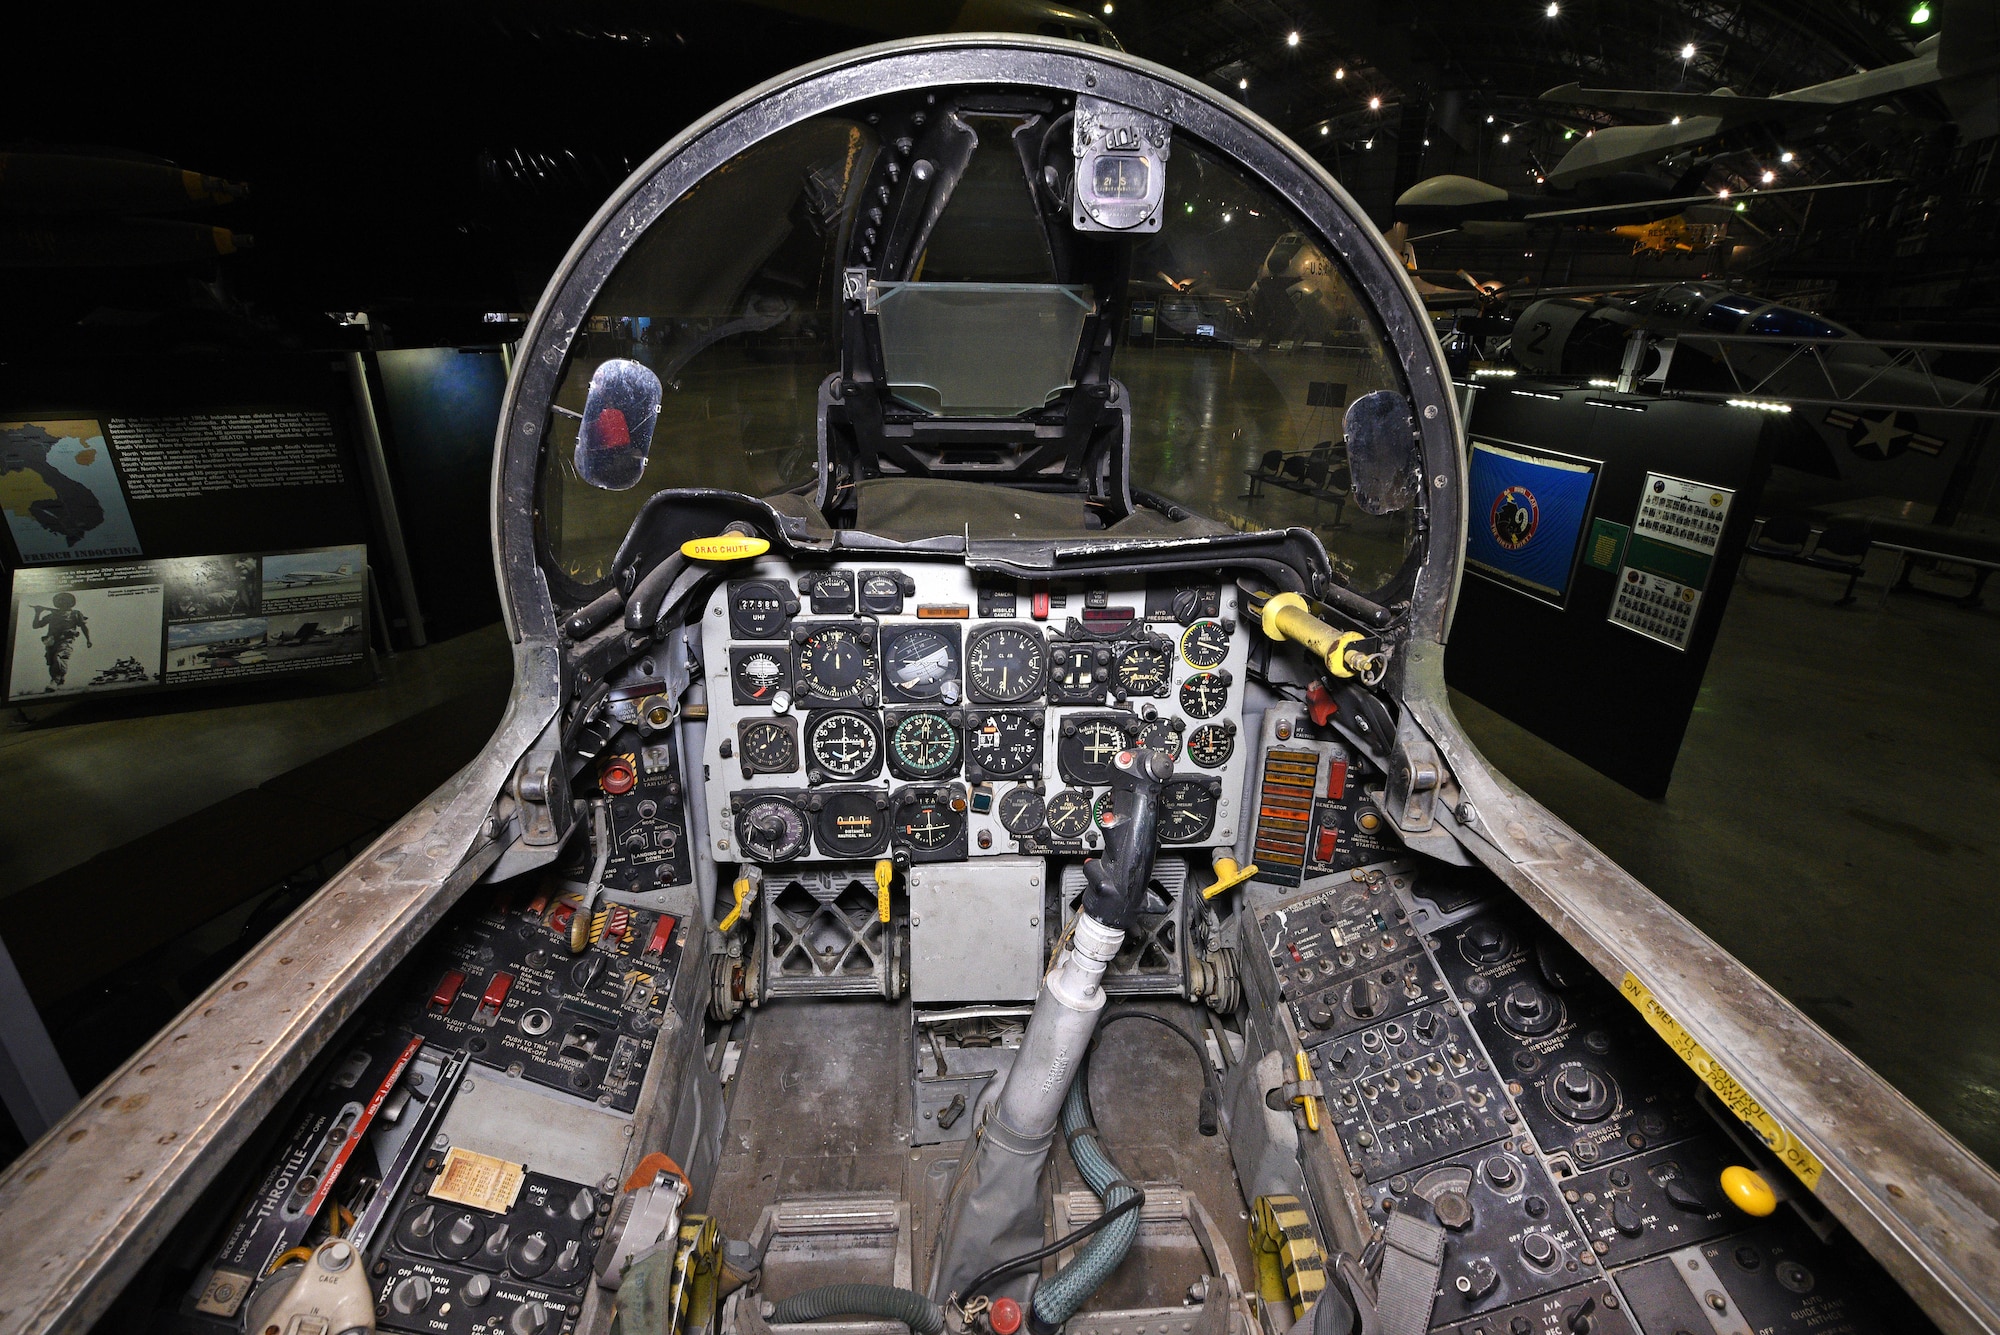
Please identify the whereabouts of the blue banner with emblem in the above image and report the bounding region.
[1464,439,1601,606]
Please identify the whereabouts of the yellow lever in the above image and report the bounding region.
[1257,591,1368,679]
[1204,853,1259,900]
[1720,1166,1777,1216]
[1293,1050,1321,1132]
[719,866,761,932]
[874,860,895,924]
[679,532,770,561]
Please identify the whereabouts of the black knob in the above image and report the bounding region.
[511,1301,552,1335]
[1549,1063,1614,1122]
[1500,983,1560,1036]
[1483,1155,1519,1190]
[391,1276,433,1315]
[1521,1232,1558,1267]
[1433,1190,1474,1231]
[1462,1258,1499,1300]
[1563,1297,1597,1334]
[1347,977,1383,1019]
[463,1273,493,1306]
[1611,1196,1646,1238]
[1305,1000,1337,1030]
[1663,1176,1710,1213]
[1464,920,1511,962]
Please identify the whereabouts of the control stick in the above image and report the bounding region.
[931,747,1171,1306]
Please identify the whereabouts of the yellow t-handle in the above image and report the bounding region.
[720,867,761,932]
[1204,853,1259,899]
[1258,591,1366,679]
[1293,1050,1320,1132]
[874,859,894,924]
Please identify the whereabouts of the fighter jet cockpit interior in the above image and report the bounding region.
[10,36,1996,1335]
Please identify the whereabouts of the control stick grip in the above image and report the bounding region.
[1079,747,1173,931]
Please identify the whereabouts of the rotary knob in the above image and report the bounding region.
[1305,999,1338,1030]
[462,1272,494,1306]
[510,1300,552,1335]
[1346,977,1384,1019]
[390,1275,433,1315]
[1548,1063,1614,1123]
[1463,920,1511,962]
[1611,1196,1646,1238]
[1482,1155,1520,1190]
[569,1187,598,1222]
[1432,1190,1474,1231]
[1500,983,1560,1036]
[1520,1232,1559,1268]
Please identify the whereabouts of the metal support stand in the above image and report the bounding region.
[0,934,77,1143]
[343,351,428,649]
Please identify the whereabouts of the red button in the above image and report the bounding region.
[989,1298,1023,1335]
[1030,585,1050,620]
[601,757,637,795]
[1315,827,1338,862]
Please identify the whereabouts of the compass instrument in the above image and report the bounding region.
[734,793,810,862]
[795,624,879,706]
[882,625,961,704]
[1058,714,1130,787]
[1179,619,1230,669]
[1186,721,1235,769]
[966,625,1047,703]
[805,709,882,782]
[1178,670,1230,720]
[997,786,1045,836]
[736,718,799,777]
[889,710,962,780]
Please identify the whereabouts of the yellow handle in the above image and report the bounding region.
[720,868,760,932]
[1204,853,1259,900]
[1720,1165,1777,1216]
[1293,1050,1320,1132]
[1259,591,1364,679]
[679,532,770,561]
[874,860,894,924]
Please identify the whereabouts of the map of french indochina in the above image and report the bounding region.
[0,418,143,564]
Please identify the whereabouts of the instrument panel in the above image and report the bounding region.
[699,563,1251,865]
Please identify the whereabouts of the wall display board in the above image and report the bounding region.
[0,357,376,704]
[1445,385,1774,797]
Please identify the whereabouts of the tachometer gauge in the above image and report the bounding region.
[812,788,889,858]
[966,710,1041,780]
[966,626,1047,703]
[1186,722,1235,769]
[892,787,967,860]
[795,625,878,705]
[1180,619,1230,669]
[1178,670,1230,720]
[805,709,881,782]
[882,625,961,704]
[736,718,799,777]
[1044,789,1094,842]
[1092,791,1116,828]
[1159,778,1219,843]
[728,578,796,639]
[1114,640,1172,698]
[730,646,791,705]
[889,710,961,779]
[1134,715,1184,760]
[1058,715,1131,786]
[997,786,1045,836]
[734,794,810,862]
[1048,643,1111,705]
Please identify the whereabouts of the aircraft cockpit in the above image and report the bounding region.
[3,35,1995,1335]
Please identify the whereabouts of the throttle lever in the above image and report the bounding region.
[1079,747,1173,931]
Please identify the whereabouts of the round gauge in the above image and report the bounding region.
[891,711,961,778]
[859,572,903,615]
[1180,619,1230,669]
[796,626,878,703]
[806,710,881,781]
[895,794,965,852]
[1179,671,1229,720]
[998,787,1045,835]
[884,627,960,701]
[1186,722,1235,769]
[813,789,889,857]
[730,580,793,639]
[966,626,1048,703]
[1160,778,1219,842]
[1114,641,1171,698]
[735,794,810,862]
[738,719,798,774]
[968,711,1040,778]
[1058,717,1129,787]
[1092,791,1116,828]
[733,649,787,702]
[1044,789,1094,842]
[1134,715,1184,760]
[1050,644,1110,701]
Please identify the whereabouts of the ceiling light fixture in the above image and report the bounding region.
[1287,30,1301,47]
[1911,3,1932,22]
[1780,150,1794,162]
[1761,169,1775,184]
[1500,132,1511,143]
[1546,2,1559,14]
[1334,66,1346,79]
[1365,139,1374,149]
[1681,42,1696,59]
[1486,114,1496,123]
[1238,77,1249,89]
[1369,95,1382,109]
[1321,124,1330,135]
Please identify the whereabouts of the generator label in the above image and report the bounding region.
[1620,973,1825,1190]
[1609,568,1701,650]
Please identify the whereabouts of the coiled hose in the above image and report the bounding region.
[1029,1077,1141,1332]
[769,1283,946,1335]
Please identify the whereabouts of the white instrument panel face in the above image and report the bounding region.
[698,560,1251,865]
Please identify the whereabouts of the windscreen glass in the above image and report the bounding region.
[538,105,1417,595]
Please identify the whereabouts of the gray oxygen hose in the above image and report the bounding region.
[1029,1078,1141,1332]
[769,1283,946,1335]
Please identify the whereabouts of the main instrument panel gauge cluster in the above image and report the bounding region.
[703,564,1250,864]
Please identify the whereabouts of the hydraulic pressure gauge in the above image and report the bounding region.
[795,624,878,706]
[966,625,1047,703]
[1113,640,1172,698]
[1058,715,1130,787]
[966,710,1042,780]
[1044,789,1094,842]
[1178,670,1230,720]
[1159,778,1219,843]
[730,646,791,705]
[734,794,810,862]
[889,710,961,780]
[1186,721,1235,769]
[728,578,796,639]
[882,625,961,704]
[805,709,881,782]
[998,786,1046,836]
[1134,715,1184,761]
[1179,619,1230,669]
[736,718,799,777]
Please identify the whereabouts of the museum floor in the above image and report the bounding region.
[3,552,1995,1173]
